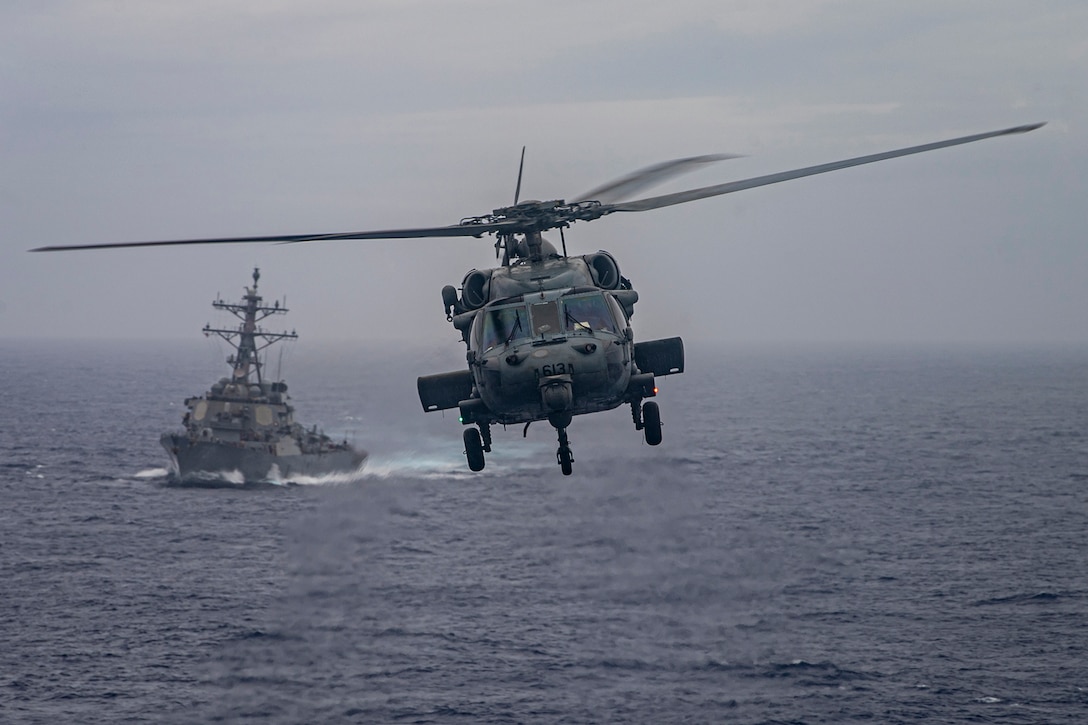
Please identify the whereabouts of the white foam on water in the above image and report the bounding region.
[361,452,468,480]
[185,469,247,485]
[263,461,369,486]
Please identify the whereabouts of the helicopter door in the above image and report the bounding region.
[529,301,561,339]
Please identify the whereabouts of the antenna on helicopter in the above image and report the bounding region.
[514,146,526,205]
[494,146,530,264]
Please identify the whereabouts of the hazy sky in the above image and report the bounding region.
[2,1,1085,347]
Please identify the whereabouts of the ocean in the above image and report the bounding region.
[2,338,1086,723]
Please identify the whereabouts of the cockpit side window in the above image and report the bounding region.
[480,306,527,350]
[606,294,629,325]
[562,294,617,334]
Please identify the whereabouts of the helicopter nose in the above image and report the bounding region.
[540,380,572,412]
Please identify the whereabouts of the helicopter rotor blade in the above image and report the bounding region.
[31,233,328,252]
[601,123,1045,214]
[572,153,741,205]
[29,221,519,252]
[29,122,1044,253]
[283,220,522,242]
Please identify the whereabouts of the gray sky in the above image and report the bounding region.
[2,1,1085,346]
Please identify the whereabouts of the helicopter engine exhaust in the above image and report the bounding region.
[460,269,492,310]
[586,251,621,290]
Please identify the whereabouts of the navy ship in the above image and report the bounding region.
[161,268,366,483]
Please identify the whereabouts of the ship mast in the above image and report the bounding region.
[203,267,297,386]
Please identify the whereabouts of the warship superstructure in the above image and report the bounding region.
[161,268,366,482]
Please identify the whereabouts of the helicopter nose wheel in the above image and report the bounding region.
[463,427,486,471]
[556,427,574,476]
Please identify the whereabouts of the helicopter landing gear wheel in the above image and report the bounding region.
[642,401,662,446]
[464,427,485,471]
[556,427,574,476]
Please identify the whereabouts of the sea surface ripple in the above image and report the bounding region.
[2,339,1086,723]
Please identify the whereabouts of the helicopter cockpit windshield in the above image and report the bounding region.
[561,293,618,335]
[530,300,561,337]
[480,305,528,351]
[478,292,621,351]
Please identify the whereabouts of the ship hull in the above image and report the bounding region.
[161,433,366,483]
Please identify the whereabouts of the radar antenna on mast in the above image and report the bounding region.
[201,267,296,386]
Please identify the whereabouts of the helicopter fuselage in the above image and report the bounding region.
[465,286,637,426]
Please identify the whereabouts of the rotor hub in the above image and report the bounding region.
[460,199,604,235]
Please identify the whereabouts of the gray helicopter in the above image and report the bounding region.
[33,122,1043,474]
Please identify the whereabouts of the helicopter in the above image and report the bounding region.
[32,122,1043,474]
